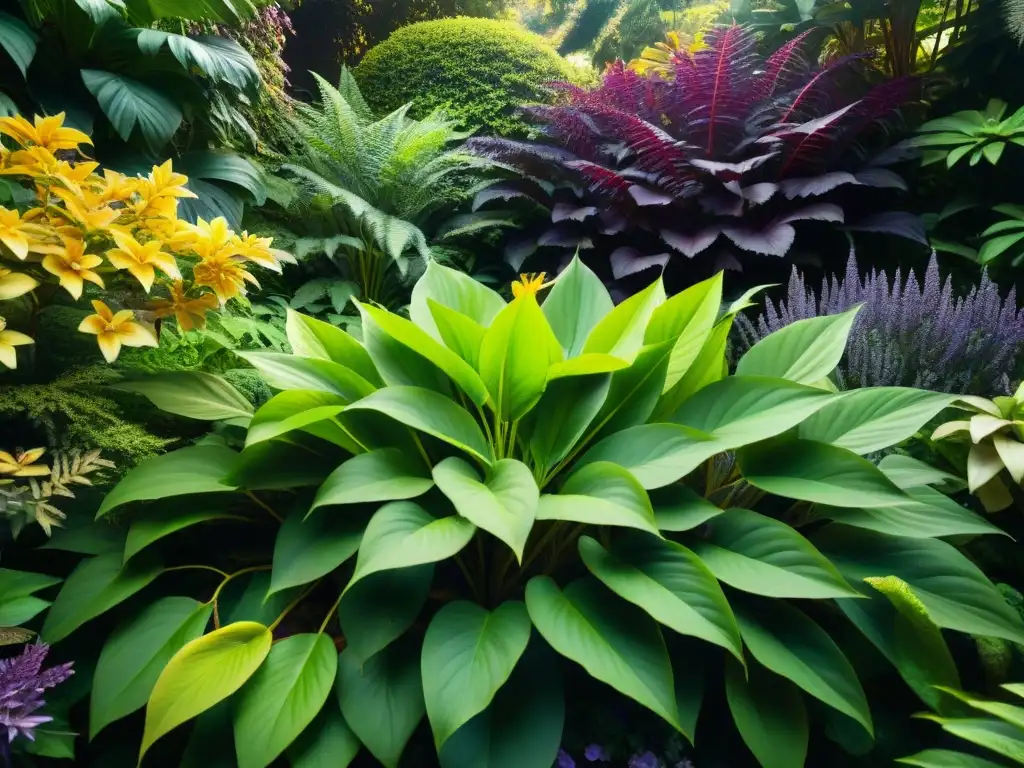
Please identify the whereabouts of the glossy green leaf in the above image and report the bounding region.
[736,307,859,384]
[269,508,367,595]
[411,261,505,338]
[917,717,1024,763]
[138,32,258,93]
[0,569,60,627]
[237,351,376,402]
[528,374,610,477]
[726,658,808,768]
[546,353,629,379]
[525,576,682,732]
[651,487,724,532]
[287,701,360,768]
[97,445,239,517]
[542,255,613,357]
[90,597,212,738]
[310,448,433,514]
[81,69,182,152]
[536,462,658,535]
[798,388,955,454]
[429,300,486,368]
[336,636,424,768]
[583,277,665,361]
[339,564,432,664]
[576,423,720,489]
[897,749,1006,768]
[234,633,338,768]
[690,508,859,599]
[878,454,965,490]
[111,372,253,421]
[579,534,742,660]
[0,11,38,78]
[653,317,732,420]
[738,438,911,508]
[284,309,380,384]
[229,440,338,491]
[479,295,563,421]
[645,273,723,392]
[222,573,300,626]
[360,302,454,396]
[141,622,273,760]
[589,339,675,437]
[245,391,350,449]
[345,386,493,465]
[347,501,476,591]
[736,601,872,735]
[422,600,532,748]
[125,503,241,562]
[42,552,162,643]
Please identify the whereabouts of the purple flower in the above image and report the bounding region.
[0,643,73,744]
[629,752,661,768]
[557,748,577,768]
[584,743,611,762]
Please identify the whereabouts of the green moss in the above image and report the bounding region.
[353,17,591,137]
[222,368,273,408]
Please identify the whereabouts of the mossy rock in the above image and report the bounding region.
[353,17,591,138]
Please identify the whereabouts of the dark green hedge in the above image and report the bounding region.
[353,18,589,137]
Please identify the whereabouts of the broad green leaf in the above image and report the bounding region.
[339,564,432,664]
[738,438,912,508]
[137,31,258,93]
[645,273,723,392]
[479,295,563,421]
[690,509,859,599]
[940,688,1024,732]
[897,749,1006,768]
[0,597,47,627]
[653,318,732,420]
[736,307,859,384]
[651,487,724,532]
[822,484,1004,539]
[411,261,505,338]
[837,575,959,711]
[917,717,1024,764]
[814,525,1024,644]
[287,701,360,768]
[726,284,775,315]
[245,391,350,449]
[42,552,162,643]
[336,637,424,768]
[178,702,236,768]
[726,658,808,768]
[542,255,613,357]
[670,376,837,449]
[588,339,675,438]
[90,597,212,739]
[583,278,666,361]
[0,569,60,627]
[347,501,476,591]
[576,423,720,489]
[360,303,455,397]
[438,638,563,768]
[111,372,253,421]
[229,440,338,491]
[546,353,629,379]
[0,11,38,78]
[345,386,493,465]
[525,576,682,732]
[141,622,272,760]
[422,601,532,748]
[233,633,337,768]
[125,503,241,561]
[237,351,376,402]
[433,457,538,562]
[41,518,126,555]
[429,300,486,368]
[269,508,367,595]
[879,454,966,490]
[177,149,266,204]
[980,232,1024,264]
[536,462,658,535]
[97,445,239,517]
[736,601,872,735]
[528,374,610,477]
[360,302,490,406]
[798,388,955,454]
[579,534,742,660]
[284,309,381,384]
[310,448,433,514]
[222,573,300,626]
[81,69,182,152]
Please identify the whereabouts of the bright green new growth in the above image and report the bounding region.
[913,98,1024,168]
[70,257,1024,768]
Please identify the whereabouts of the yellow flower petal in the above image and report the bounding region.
[117,321,158,348]
[78,315,107,335]
[96,332,122,363]
[0,342,17,369]
[0,270,39,300]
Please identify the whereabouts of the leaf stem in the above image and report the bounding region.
[164,564,229,578]
[245,491,283,523]
[318,591,345,635]
[269,580,322,632]
[208,565,272,629]
[454,553,482,603]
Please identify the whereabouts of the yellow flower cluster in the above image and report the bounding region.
[0,113,290,368]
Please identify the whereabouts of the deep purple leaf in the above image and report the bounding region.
[552,203,599,222]
[722,223,797,256]
[867,138,921,167]
[472,179,550,211]
[661,227,721,257]
[699,193,744,217]
[779,172,859,198]
[779,203,845,224]
[505,235,538,271]
[691,153,778,179]
[853,168,908,190]
[538,225,594,249]
[565,160,633,197]
[610,248,670,279]
[739,182,780,204]
[845,211,928,244]
[628,185,675,206]
[598,210,629,235]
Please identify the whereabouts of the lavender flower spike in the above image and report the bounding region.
[557,748,577,768]
[629,751,661,768]
[585,743,612,762]
[0,643,73,745]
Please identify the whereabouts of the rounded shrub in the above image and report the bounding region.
[353,17,590,137]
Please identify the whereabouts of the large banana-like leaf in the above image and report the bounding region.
[81,68,182,152]
[0,11,37,78]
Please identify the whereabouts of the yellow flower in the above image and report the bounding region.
[0,267,39,300]
[179,217,234,260]
[128,191,179,221]
[151,281,219,331]
[144,160,197,200]
[42,238,105,299]
[0,113,92,152]
[229,231,285,273]
[0,205,54,260]
[193,253,259,304]
[98,169,139,204]
[51,187,121,236]
[0,315,33,369]
[105,230,181,292]
[0,447,50,477]
[78,299,157,363]
[511,272,554,298]
[0,146,59,178]
[50,160,100,196]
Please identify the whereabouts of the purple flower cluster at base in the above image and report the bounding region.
[0,643,73,745]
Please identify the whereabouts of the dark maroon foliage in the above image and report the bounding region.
[469,24,924,288]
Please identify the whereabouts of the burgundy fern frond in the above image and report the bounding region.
[524,105,603,157]
[593,60,649,113]
[770,103,858,176]
[833,76,919,139]
[588,106,694,190]
[754,29,817,99]
[565,160,633,198]
[778,53,872,124]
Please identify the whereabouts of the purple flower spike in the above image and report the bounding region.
[557,748,577,768]
[584,743,611,762]
[629,751,661,768]
[0,643,74,744]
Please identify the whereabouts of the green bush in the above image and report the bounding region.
[353,17,590,137]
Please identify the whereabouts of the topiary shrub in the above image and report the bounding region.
[353,17,591,137]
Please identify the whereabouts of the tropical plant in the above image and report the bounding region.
[32,257,1024,767]
[733,252,1024,394]
[265,69,497,306]
[913,98,1024,168]
[975,203,1024,265]
[0,113,288,372]
[0,0,268,223]
[469,24,922,290]
[352,17,591,138]
[0,641,74,764]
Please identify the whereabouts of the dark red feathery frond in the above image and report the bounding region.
[777,53,872,124]
[565,160,633,198]
[524,105,603,158]
[769,103,858,176]
[593,60,648,113]
[587,106,694,190]
[754,30,816,99]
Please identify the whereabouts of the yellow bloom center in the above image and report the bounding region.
[0,316,6,332]
[512,272,547,298]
